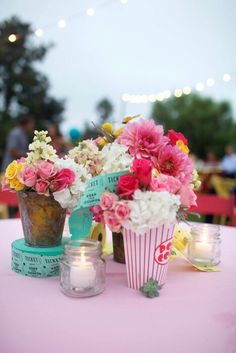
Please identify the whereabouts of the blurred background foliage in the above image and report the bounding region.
[0,17,65,160]
[152,94,236,159]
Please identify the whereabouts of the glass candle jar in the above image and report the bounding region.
[187,224,221,266]
[60,239,106,298]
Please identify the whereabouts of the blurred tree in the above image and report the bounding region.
[96,98,113,122]
[151,93,236,159]
[0,16,65,160]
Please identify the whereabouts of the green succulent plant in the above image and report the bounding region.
[140,278,161,299]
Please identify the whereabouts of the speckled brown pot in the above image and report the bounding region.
[112,231,125,264]
[17,191,66,247]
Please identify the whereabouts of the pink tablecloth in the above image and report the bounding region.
[0,219,236,353]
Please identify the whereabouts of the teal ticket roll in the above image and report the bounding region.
[11,238,69,278]
[69,171,127,239]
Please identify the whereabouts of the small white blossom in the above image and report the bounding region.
[26,130,57,163]
[191,169,201,190]
[69,140,103,176]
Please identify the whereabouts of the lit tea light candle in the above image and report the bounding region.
[70,250,96,289]
[191,237,213,260]
[188,224,221,265]
[60,239,105,298]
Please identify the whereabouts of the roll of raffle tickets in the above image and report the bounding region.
[11,238,68,277]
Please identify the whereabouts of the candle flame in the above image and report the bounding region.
[81,249,86,263]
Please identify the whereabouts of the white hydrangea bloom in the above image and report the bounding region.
[101,142,132,174]
[123,190,180,234]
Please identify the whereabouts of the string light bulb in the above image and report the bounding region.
[174,89,182,98]
[163,90,171,99]
[206,78,215,87]
[57,20,66,28]
[8,34,17,42]
[223,73,231,82]
[183,86,191,95]
[148,94,156,103]
[122,93,130,102]
[86,8,95,16]
[195,83,204,91]
[35,28,43,37]
[131,95,141,103]
[157,93,164,101]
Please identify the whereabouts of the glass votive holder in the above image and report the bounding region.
[187,224,221,266]
[60,239,106,298]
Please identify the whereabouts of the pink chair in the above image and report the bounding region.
[190,193,236,226]
[0,190,18,206]
[0,190,19,218]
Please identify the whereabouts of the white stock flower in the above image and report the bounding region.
[69,140,103,176]
[101,142,132,174]
[124,190,180,234]
[26,130,57,163]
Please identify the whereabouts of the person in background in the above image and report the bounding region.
[221,145,236,178]
[47,123,72,156]
[1,115,35,172]
[203,151,221,172]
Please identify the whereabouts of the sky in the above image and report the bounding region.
[1,0,236,133]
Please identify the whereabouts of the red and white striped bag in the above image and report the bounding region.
[123,224,176,290]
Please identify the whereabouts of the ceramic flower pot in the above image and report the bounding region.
[123,224,176,289]
[17,191,66,247]
[112,231,125,264]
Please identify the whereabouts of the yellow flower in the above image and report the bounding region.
[9,177,24,191]
[113,127,124,138]
[17,163,24,173]
[173,225,190,253]
[5,160,19,180]
[122,114,140,124]
[102,123,113,133]
[97,137,108,148]
[176,140,189,154]
[152,168,159,178]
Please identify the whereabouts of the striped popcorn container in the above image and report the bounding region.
[123,224,176,290]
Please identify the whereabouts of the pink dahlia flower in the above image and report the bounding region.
[150,174,181,194]
[117,119,168,158]
[157,145,193,185]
